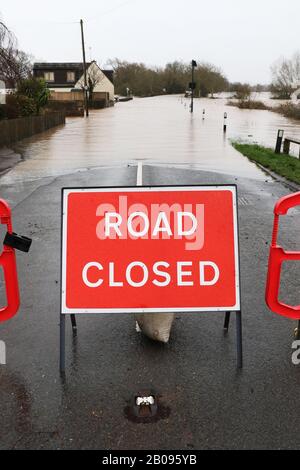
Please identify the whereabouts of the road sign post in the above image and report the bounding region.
[60,185,242,371]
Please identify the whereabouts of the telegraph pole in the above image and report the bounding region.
[80,19,89,117]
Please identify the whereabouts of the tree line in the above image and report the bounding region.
[108,58,229,97]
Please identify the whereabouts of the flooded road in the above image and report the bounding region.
[2,95,300,185]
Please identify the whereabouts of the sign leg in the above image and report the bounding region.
[60,314,66,373]
[236,311,243,369]
[224,311,231,331]
[70,314,77,331]
[295,320,300,340]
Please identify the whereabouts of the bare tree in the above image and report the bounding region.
[234,83,252,101]
[271,52,300,99]
[0,18,32,87]
[0,19,14,49]
[0,19,14,83]
[87,63,105,101]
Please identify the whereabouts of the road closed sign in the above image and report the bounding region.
[61,186,240,314]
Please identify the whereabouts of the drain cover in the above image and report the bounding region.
[136,396,155,406]
[125,391,170,423]
[132,392,158,419]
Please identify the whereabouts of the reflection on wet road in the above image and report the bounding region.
[3,95,300,184]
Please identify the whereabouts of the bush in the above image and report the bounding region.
[17,77,49,114]
[0,94,37,119]
[275,103,300,120]
[15,94,37,116]
[228,100,268,110]
[234,84,251,101]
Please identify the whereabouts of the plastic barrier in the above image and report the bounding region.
[266,192,300,320]
[0,199,20,322]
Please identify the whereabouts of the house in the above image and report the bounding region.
[0,75,16,93]
[33,61,114,103]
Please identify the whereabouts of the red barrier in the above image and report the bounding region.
[266,192,300,320]
[0,199,20,322]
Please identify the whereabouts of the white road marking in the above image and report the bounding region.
[137,162,143,186]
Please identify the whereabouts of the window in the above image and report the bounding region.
[67,71,75,82]
[44,71,54,82]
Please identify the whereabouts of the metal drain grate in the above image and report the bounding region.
[132,392,158,419]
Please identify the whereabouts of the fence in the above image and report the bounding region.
[48,91,110,116]
[50,90,109,102]
[50,90,84,101]
[0,112,65,147]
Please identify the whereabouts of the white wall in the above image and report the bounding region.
[0,80,6,104]
[76,62,115,101]
[291,88,300,102]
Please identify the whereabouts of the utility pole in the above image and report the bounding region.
[190,60,197,114]
[80,19,89,117]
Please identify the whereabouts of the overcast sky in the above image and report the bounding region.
[1,0,299,84]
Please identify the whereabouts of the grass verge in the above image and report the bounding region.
[232,143,300,185]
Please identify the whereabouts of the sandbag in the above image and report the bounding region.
[135,313,175,343]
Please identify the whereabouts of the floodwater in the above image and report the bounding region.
[2,94,300,184]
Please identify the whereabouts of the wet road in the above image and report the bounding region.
[1,96,300,450]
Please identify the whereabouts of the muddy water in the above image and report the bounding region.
[2,95,300,184]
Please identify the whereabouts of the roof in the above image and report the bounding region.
[102,69,114,84]
[33,62,114,84]
[33,62,91,70]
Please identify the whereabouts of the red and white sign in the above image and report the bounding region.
[61,186,240,314]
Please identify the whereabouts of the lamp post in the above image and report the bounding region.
[190,60,197,113]
[80,19,89,117]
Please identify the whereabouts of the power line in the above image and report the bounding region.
[86,0,139,22]
[12,0,139,26]
[51,21,79,25]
